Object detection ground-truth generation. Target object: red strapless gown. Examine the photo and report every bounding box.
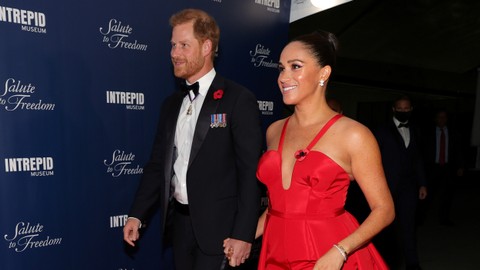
[257,114,388,269]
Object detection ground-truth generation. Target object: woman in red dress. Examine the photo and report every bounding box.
[254,31,394,269]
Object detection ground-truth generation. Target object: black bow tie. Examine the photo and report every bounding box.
[398,122,409,128]
[181,81,199,101]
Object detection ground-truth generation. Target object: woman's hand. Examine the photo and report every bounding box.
[313,247,345,270]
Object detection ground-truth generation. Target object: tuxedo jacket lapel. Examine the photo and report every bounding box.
[390,120,407,149]
[189,76,223,167]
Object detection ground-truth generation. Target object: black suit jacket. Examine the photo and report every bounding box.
[129,74,262,254]
[374,120,427,194]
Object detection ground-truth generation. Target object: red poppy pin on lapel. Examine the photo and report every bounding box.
[213,89,224,100]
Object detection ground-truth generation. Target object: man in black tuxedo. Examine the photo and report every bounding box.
[373,95,427,270]
[123,9,262,270]
[422,109,464,226]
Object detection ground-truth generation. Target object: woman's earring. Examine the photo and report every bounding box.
[319,80,325,87]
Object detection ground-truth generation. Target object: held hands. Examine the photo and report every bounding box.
[313,246,345,270]
[123,218,141,247]
[223,238,252,267]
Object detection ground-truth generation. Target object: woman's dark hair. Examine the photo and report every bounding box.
[290,30,339,69]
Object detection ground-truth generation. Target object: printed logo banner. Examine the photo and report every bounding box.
[0,0,290,269]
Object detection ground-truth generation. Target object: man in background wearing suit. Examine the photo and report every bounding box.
[422,109,464,226]
[373,95,427,270]
[123,9,262,269]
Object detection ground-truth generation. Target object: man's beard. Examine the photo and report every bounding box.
[173,56,204,79]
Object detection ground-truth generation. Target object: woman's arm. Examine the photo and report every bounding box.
[339,123,395,255]
[255,209,268,239]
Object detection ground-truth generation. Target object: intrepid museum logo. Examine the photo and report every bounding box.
[250,44,278,69]
[1,78,55,112]
[99,19,148,51]
[104,149,143,178]
[4,157,54,177]
[106,90,145,110]
[0,5,47,34]
[109,214,128,228]
[254,0,281,13]
[258,100,274,116]
[3,222,62,253]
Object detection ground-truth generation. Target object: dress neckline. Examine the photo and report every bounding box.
[277,114,343,190]
[277,114,343,154]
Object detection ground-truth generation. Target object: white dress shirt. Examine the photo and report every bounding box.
[393,117,410,147]
[172,68,216,204]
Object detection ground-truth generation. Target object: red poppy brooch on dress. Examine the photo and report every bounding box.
[294,149,309,161]
[213,89,224,100]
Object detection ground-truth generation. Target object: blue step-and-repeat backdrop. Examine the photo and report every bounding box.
[0,0,290,269]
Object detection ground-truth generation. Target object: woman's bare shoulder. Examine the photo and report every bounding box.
[267,118,288,134]
[265,118,288,147]
[336,116,375,142]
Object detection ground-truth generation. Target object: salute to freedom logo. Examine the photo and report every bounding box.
[250,44,278,69]
[1,78,55,112]
[104,149,143,178]
[3,222,62,253]
[99,19,148,51]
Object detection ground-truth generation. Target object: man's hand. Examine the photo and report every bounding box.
[123,218,141,247]
[223,238,252,267]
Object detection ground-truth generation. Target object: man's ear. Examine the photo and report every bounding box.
[202,39,212,56]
